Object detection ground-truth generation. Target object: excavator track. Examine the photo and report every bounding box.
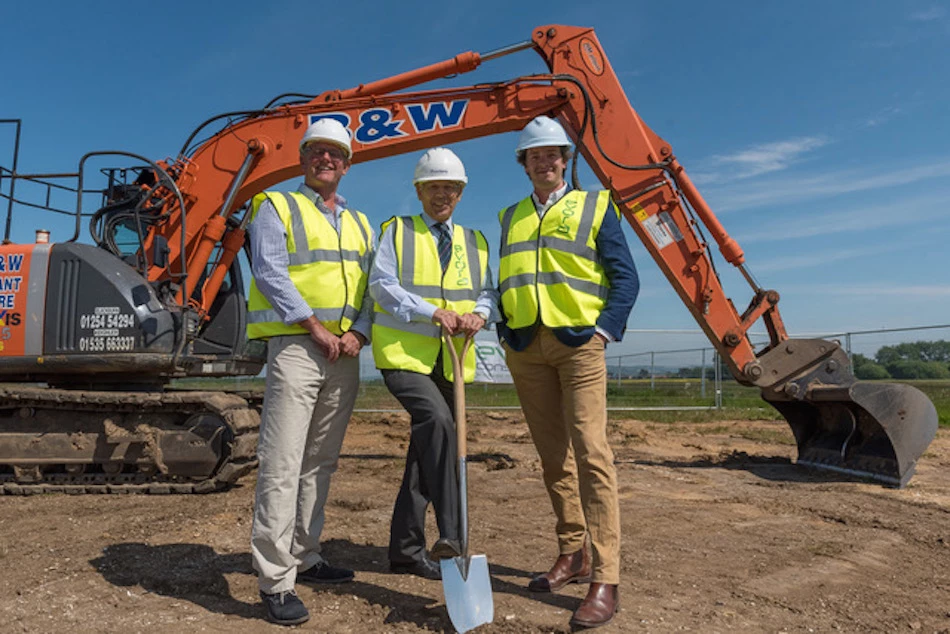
[0,386,261,494]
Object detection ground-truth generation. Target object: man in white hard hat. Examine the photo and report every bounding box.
[246,117,375,626]
[497,115,639,629]
[369,147,498,579]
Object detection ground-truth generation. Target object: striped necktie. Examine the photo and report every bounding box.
[435,223,452,272]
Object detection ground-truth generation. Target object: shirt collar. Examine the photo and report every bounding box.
[298,183,347,212]
[531,181,569,212]
[421,213,452,233]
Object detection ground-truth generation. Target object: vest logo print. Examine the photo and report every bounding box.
[556,197,579,235]
[453,244,469,286]
[309,100,469,147]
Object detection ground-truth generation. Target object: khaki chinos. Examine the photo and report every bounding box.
[251,334,359,594]
[504,326,621,584]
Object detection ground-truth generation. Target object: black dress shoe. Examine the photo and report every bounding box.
[430,538,461,560]
[260,589,310,626]
[297,560,354,584]
[390,558,441,580]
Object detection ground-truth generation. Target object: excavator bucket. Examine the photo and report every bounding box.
[755,340,938,487]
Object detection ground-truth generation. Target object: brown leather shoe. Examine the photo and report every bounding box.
[527,546,591,592]
[570,583,619,629]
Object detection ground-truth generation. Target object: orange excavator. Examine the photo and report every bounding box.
[0,25,937,492]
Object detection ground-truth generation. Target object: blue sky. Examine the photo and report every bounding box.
[2,1,948,361]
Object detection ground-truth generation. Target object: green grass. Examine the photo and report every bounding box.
[906,380,950,428]
[172,376,950,428]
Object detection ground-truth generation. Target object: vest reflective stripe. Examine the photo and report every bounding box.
[498,190,613,329]
[246,191,372,339]
[290,248,363,265]
[247,305,360,327]
[389,283,483,302]
[373,312,441,338]
[500,234,598,261]
[499,271,610,301]
[372,215,487,382]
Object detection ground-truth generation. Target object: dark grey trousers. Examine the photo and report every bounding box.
[382,354,460,564]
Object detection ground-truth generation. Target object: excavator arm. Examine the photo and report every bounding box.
[142,24,936,486]
[151,25,804,383]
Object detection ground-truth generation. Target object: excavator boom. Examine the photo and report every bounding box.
[0,24,937,490]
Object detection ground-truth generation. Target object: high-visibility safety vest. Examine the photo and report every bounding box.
[372,215,488,382]
[246,191,373,340]
[498,189,614,329]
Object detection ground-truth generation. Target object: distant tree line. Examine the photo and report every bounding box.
[674,366,716,380]
[608,367,671,380]
[852,339,950,380]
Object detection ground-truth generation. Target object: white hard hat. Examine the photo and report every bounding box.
[515,115,572,154]
[300,118,353,159]
[413,147,468,185]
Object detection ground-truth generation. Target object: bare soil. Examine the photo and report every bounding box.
[1,413,948,633]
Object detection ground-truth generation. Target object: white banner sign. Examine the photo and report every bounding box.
[472,331,512,384]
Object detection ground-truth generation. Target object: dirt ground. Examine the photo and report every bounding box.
[1,412,948,633]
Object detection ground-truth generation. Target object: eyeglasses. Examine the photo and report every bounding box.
[304,144,346,162]
[421,182,463,197]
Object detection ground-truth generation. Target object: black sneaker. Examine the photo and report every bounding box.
[297,560,355,584]
[260,589,309,626]
[390,557,442,580]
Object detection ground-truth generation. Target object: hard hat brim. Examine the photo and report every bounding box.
[514,141,572,155]
[413,176,468,185]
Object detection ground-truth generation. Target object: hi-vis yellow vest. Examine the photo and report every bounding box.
[246,191,372,340]
[372,215,488,382]
[498,190,614,329]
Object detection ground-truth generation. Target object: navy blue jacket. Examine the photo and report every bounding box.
[498,192,639,351]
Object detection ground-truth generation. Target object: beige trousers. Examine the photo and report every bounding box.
[251,335,359,593]
[504,326,621,584]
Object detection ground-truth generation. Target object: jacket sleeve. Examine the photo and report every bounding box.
[594,202,639,341]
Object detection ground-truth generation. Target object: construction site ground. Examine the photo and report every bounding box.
[1,412,948,633]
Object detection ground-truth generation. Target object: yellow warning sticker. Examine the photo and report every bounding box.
[632,204,648,222]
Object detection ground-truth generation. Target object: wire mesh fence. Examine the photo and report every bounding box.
[353,324,950,413]
[608,324,950,411]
